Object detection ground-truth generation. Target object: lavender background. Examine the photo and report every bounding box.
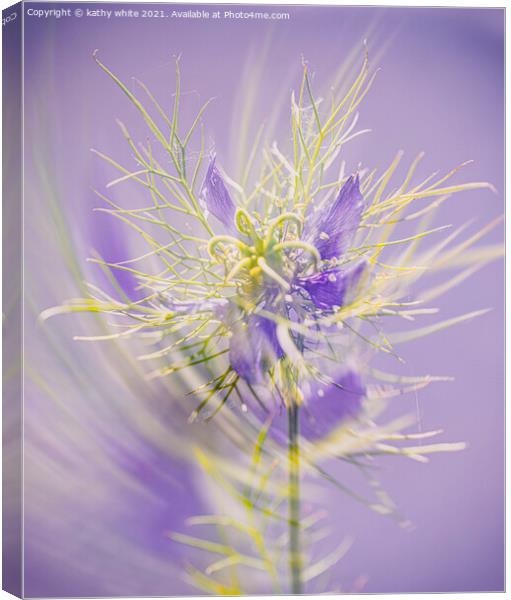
[21,4,504,596]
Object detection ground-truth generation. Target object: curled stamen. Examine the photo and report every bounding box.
[257,257,291,291]
[226,256,254,281]
[208,235,250,261]
[265,213,304,245]
[273,240,321,269]
[235,208,258,238]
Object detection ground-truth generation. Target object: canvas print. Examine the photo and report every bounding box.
[2,3,504,597]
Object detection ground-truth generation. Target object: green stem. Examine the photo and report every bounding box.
[288,403,303,594]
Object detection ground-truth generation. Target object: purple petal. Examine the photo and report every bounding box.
[305,174,364,260]
[296,261,366,310]
[200,157,236,229]
[299,371,365,440]
[252,371,365,443]
[257,315,285,360]
[228,313,283,384]
[227,324,262,384]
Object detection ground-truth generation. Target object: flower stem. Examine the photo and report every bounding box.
[288,402,303,594]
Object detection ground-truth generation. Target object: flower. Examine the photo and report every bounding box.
[201,156,367,389]
[48,50,499,459]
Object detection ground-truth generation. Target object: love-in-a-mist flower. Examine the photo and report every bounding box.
[200,157,366,389]
[44,50,499,447]
[192,156,369,437]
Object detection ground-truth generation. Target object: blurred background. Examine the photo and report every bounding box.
[18,5,504,596]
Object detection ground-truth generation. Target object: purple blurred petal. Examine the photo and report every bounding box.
[296,261,366,310]
[299,371,365,440]
[254,371,365,443]
[257,314,285,360]
[90,162,144,301]
[228,313,283,384]
[200,157,236,229]
[305,174,364,260]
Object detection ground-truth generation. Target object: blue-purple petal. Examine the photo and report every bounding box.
[200,157,236,229]
[305,174,364,260]
[228,322,263,384]
[228,312,283,384]
[256,315,285,360]
[253,371,365,443]
[299,371,365,440]
[296,261,366,310]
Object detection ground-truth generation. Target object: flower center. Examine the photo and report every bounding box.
[208,208,325,315]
